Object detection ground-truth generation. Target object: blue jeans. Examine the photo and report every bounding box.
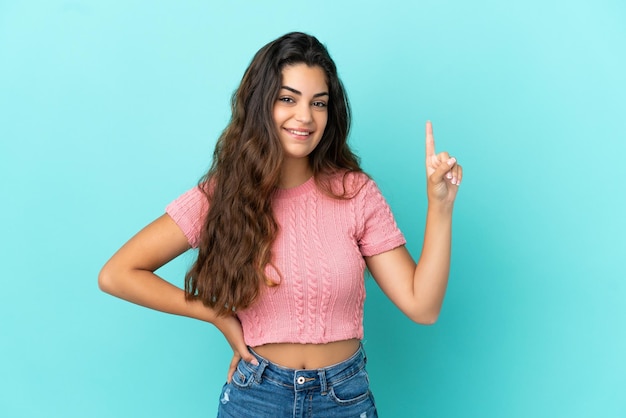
[216,344,378,417]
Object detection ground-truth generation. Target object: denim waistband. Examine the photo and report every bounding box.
[246,344,367,393]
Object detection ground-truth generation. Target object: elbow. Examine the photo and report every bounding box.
[417,316,438,326]
[98,263,117,294]
[409,310,440,326]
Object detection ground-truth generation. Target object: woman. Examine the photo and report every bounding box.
[99,32,462,417]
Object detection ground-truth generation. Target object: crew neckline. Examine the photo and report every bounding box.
[274,176,316,199]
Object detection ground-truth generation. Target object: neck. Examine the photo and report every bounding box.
[279,158,313,189]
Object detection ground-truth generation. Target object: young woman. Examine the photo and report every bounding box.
[99,32,462,417]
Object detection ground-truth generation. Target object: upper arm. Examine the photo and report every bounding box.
[365,245,418,319]
[100,213,191,279]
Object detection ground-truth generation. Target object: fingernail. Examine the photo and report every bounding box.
[446,172,452,179]
[251,358,259,366]
[451,178,457,185]
[447,158,456,166]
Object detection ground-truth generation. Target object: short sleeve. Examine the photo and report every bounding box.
[165,186,208,248]
[356,179,406,256]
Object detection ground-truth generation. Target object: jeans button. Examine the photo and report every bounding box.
[296,376,305,385]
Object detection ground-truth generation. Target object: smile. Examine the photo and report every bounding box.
[286,129,311,136]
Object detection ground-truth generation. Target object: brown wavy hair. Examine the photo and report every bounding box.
[185,32,364,316]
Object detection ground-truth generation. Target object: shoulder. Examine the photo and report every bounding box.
[166,184,208,213]
[324,170,372,199]
[165,182,211,248]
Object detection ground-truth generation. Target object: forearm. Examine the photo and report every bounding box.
[412,201,453,322]
[99,267,217,324]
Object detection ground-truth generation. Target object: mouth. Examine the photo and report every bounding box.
[284,128,313,139]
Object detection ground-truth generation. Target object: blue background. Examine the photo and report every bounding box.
[1,1,625,417]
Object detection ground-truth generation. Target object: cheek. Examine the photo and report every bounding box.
[272,107,282,127]
[317,112,329,132]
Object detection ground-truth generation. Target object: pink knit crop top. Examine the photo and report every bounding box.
[165,173,406,347]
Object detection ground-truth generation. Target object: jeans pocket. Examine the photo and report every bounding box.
[328,368,372,406]
[230,360,258,389]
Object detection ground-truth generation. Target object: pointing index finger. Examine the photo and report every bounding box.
[425,120,436,158]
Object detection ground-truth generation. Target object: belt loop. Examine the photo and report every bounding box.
[318,369,328,395]
[254,360,268,383]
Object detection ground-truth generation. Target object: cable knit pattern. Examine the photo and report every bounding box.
[245,301,262,342]
[305,193,318,335]
[166,173,406,346]
[289,198,305,335]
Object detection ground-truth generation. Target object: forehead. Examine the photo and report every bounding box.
[280,64,328,90]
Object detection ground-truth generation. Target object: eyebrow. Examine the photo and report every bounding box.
[280,86,329,98]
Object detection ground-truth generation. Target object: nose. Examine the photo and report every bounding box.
[295,103,313,124]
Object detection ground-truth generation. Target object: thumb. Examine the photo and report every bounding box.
[430,156,456,183]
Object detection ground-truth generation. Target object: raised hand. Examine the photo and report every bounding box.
[212,314,259,383]
[425,121,462,205]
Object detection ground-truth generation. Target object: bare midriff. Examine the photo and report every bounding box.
[252,339,361,370]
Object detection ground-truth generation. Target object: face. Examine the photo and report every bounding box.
[273,64,329,168]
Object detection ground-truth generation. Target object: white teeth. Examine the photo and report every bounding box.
[288,129,309,136]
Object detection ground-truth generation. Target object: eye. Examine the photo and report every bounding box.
[278,96,294,104]
[312,101,327,108]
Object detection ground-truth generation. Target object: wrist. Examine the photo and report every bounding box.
[427,200,454,216]
[187,297,219,323]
